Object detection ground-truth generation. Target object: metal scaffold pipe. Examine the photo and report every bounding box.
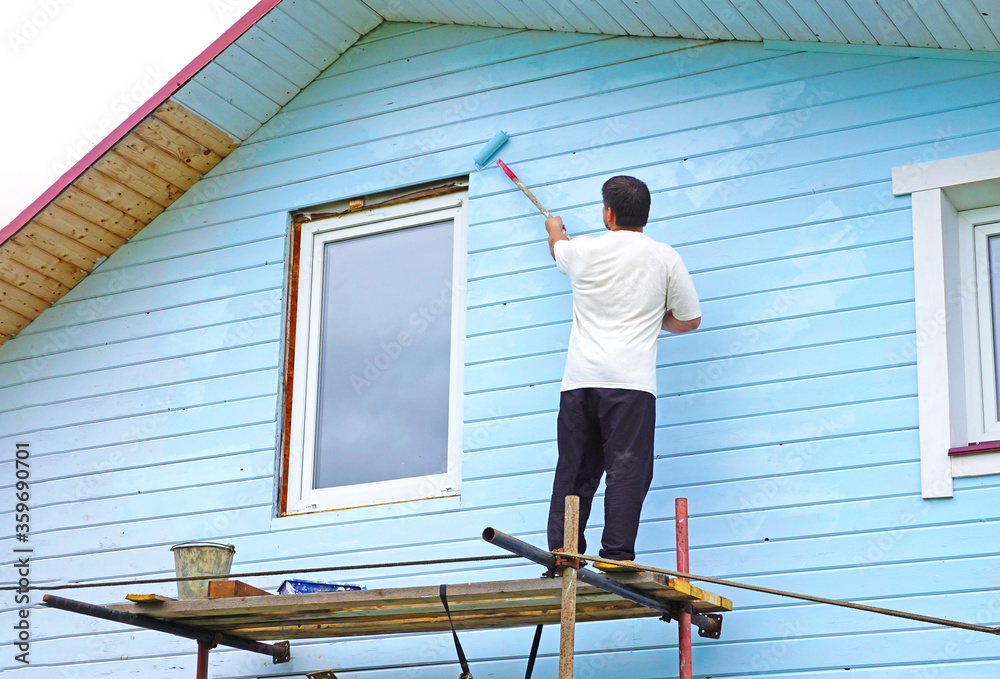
[482,527,677,617]
[42,595,291,663]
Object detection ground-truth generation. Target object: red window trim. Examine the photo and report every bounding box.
[948,440,1000,456]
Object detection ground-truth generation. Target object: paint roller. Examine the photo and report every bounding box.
[473,130,553,219]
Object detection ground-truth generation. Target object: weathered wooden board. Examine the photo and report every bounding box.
[94,152,184,208]
[75,167,164,221]
[132,118,223,174]
[107,575,729,640]
[207,580,273,598]
[34,204,127,252]
[125,594,176,603]
[0,239,85,288]
[54,187,142,238]
[0,280,47,317]
[11,226,103,271]
[152,101,239,156]
[0,303,30,336]
[114,137,203,190]
[0,255,70,302]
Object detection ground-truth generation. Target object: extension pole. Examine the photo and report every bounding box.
[559,495,579,679]
[676,498,692,679]
[496,159,553,219]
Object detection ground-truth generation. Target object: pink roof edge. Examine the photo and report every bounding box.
[0,0,285,247]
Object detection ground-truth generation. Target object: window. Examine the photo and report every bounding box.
[961,208,1000,445]
[283,189,467,514]
[893,149,1000,498]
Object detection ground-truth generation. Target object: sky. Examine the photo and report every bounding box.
[0,0,262,229]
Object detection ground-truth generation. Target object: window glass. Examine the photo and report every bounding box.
[313,220,454,489]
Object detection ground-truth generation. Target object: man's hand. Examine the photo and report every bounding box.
[662,310,701,334]
[546,215,569,260]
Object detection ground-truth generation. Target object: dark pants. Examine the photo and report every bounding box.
[547,388,656,561]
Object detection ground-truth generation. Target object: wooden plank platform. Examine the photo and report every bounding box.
[110,574,731,641]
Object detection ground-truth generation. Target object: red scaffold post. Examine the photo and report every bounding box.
[676,497,692,679]
[196,640,211,679]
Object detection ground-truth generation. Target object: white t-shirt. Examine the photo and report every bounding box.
[554,230,700,396]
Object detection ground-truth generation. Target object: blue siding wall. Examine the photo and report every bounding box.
[3,22,1000,677]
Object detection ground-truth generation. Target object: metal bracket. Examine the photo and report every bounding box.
[692,613,723,639]
[204,632,222,651]
[554,554,584,570]
[658,605,723,640]
[272,640,292,664]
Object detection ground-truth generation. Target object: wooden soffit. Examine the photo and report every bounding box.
[0,101,237,347]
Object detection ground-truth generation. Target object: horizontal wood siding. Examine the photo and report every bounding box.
[3,22,1000,678]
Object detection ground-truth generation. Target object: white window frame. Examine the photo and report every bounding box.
[285,191,468,515]
[963,209,1000,443]
[893,149,1000,498]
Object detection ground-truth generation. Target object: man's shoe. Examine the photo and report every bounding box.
[593,559,642,573]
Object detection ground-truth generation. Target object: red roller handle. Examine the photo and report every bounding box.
[495,159,551,219]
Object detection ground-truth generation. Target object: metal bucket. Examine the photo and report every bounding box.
[170,542,236,599]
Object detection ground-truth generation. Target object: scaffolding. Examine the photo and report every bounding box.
[43,497,730,678]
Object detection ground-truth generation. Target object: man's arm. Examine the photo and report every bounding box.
[546,215,569,260]
[662,310,701,334]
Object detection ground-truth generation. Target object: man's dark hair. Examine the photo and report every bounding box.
[601,175,651,228]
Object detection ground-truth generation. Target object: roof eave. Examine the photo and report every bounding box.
[0,0,284,246]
